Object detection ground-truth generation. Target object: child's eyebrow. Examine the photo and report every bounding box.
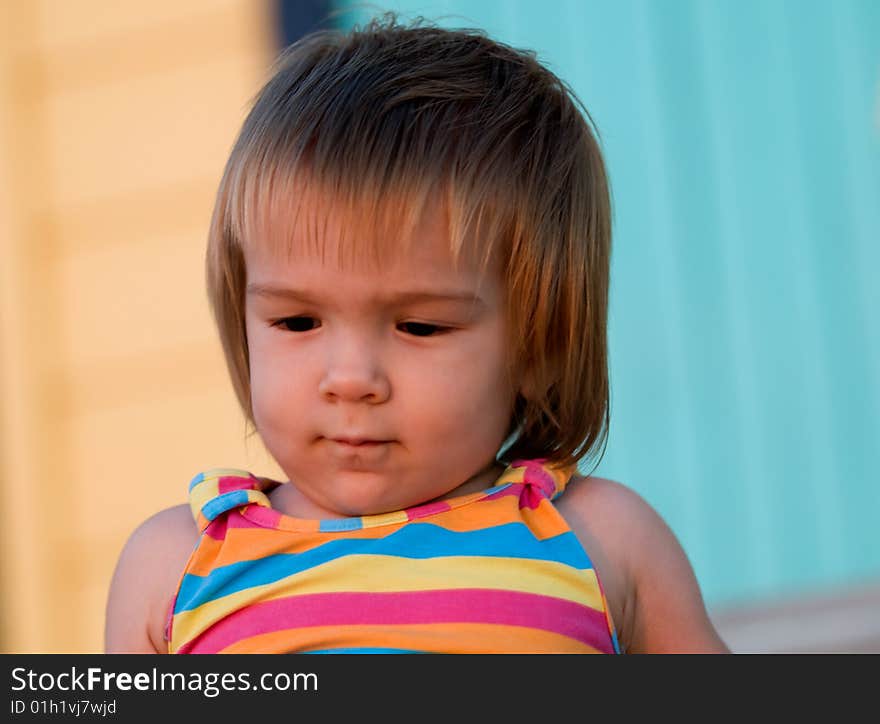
[246,283,487,310]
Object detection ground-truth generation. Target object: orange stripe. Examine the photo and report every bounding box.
[186,521,418,575]
[187,495,573,576]
[420,494,569,538]
[216,622,602,654]
[517,498,572,538]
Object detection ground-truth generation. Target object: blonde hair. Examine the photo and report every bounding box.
[206,13,612,472]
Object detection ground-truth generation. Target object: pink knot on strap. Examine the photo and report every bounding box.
[509,458,563,509]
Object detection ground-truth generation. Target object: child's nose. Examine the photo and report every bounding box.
[317,336,391,403]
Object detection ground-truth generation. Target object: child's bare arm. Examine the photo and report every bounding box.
[104,504,199,654]
[615,487,730,653]
[561,477,729,653]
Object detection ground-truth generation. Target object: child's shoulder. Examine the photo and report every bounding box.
[105,504,199,653]
[559,474,667,575]
[557,474,729,653]
[554,475,638,649]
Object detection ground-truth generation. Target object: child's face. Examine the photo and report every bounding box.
[243,200,518,518]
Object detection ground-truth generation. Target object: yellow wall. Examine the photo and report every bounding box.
[0,0,282,653]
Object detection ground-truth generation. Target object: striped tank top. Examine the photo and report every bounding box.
[167,458,622,654]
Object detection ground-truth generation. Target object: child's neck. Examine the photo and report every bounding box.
[267,459,508,520]
[435,459,507,502]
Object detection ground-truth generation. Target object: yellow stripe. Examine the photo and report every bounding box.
[171,554,603,650]
[356,510,409,528]
[495,466,526,486]
[243,489,272,509]
[189,479,220,521]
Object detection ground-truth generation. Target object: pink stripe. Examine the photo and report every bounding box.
[218,475,255,495]
[226,510,275,530]
[519,485,546,510]
[203,517,228,541]
[243,505,287,530]
[177,589,614,654]
[406,500,452,520]
[521,462,558,498]
[483,483,544,510]
[484,486,520,502]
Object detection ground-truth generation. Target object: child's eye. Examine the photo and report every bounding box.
[272,316,319,332]
[271,317,449,337]
[397,322,449,337]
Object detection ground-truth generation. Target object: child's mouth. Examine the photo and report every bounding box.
[326,438,394,464]
[329,438,391,448]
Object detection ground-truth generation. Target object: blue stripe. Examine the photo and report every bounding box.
[319,517,364,532]
[174,522,595,613]
[188,472,205,492]
[201,490,249,522]
[611,629,622,654]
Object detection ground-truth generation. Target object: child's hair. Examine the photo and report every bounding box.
[206,12,612,472]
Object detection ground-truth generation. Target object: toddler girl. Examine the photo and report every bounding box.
[105,14,729,654]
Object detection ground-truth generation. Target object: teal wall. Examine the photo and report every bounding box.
[335,0,880,609]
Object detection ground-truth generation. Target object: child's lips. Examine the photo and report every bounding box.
[330,437,391,447]
[326,437,394,463]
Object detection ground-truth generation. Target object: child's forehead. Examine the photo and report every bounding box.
[242,184,495,278]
